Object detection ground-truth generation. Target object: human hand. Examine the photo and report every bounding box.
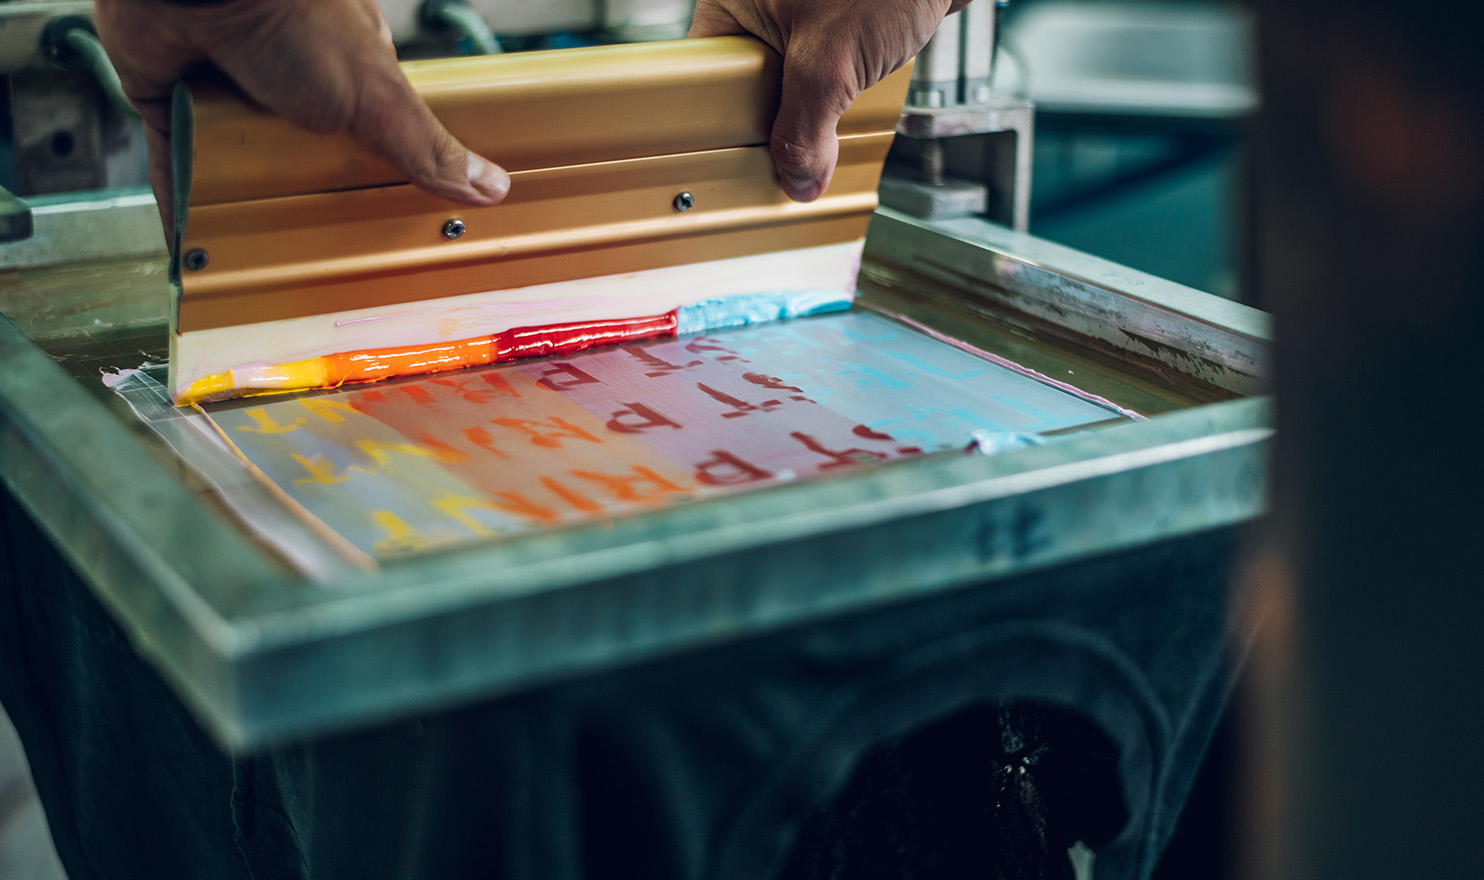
[93,0,510,236]
[690,0,973,202]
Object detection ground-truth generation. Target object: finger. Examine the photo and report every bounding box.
[347,59,511,205]
[210,0,509,207]
[770,51,855,202]
[342,1,507,204]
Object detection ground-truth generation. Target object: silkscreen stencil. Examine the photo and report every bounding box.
[199,311,1131,560]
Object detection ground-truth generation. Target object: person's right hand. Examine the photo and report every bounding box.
[690,0,973,202]
[94,0,510,235]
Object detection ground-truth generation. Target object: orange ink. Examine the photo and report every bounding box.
[179,312,680,405]
[541,476,604,513]
[571,466,691,504]
[491,416,601,449]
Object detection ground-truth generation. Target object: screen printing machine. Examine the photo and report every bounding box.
[0,2,1268,878]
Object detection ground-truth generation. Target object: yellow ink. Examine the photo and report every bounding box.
[300,398,360,424]
[290,453,367,486]
[433,494,559,532]
[370,510,437,555]
[355,440,462,470]
[236,408,306,435]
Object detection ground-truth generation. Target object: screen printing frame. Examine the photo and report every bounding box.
[0,204,1270,750]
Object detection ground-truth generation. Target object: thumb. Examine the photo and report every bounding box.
[207,0,511,208]
[770,52,855,202]
[348,60,510,206]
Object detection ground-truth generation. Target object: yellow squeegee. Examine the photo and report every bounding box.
[167,37,911,405]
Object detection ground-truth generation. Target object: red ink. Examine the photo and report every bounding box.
[497,312,677,362]
[852,424,897,442]
[695,450,774,486]
[607,403,682,434]
[698,383,784,419]
[743,372,805,394]
[536,363,604,392]
[684,338,746,361]
[851,424,923,456]
[791,431,890,470]
[625,347,704,377]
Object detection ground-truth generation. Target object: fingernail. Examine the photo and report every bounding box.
[467,154,510,202]
[780,170,822,203]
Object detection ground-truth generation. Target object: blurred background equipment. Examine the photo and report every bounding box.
[0,2,147,197]
[1000,0,1255,297]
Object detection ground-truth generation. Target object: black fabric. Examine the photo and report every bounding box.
[0,495,253,880]
[778,701,1128,880]
[0,487,1245,880]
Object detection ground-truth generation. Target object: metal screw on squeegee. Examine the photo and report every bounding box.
[673,192,695,212]
[184,248,209,271]
[443,218,466,240]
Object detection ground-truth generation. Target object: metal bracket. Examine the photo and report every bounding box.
[0,185,35,244]
[884,97,1035,230]
[886,3,1032,230]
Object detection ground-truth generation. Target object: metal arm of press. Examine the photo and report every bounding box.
[40,15,138,120]
[884,0,1033,230]
[419,0,504,55]
[909,0,1007,110]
